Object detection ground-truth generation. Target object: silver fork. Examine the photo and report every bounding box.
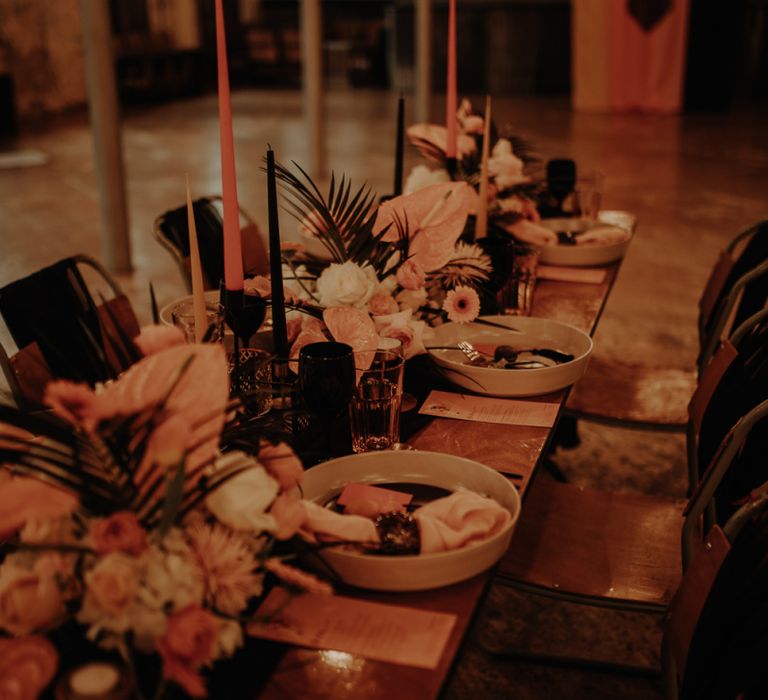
[457,340,488,366]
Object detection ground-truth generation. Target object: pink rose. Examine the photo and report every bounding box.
[258,441,303,491]
[158,606,220,698]
[90,512,148,556]
[0,636,58,699]
[395,259,426,290]
[269,491,306,540]
[244,275,299,305]
[84,553,137,616]
[134,325,186,356]
[367,292,399,316]
[0,564,65,635]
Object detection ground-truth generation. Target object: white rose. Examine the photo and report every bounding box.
[489,139,528,190]
[404,165,450,195]
[316,261,378,308]
[206,465,279,532]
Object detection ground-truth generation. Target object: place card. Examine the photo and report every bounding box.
[419,390,559,428]
[337,482,413,516]
[538,265,607,284]
[249,589,457,669]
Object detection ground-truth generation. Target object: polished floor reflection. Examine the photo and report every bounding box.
[1,89,767,698]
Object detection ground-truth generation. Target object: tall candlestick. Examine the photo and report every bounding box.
[186,175,207,342]
[445,0,457,161]
[214,0,244,291]
[394,95,405,196]
[475,95,491,240]
[266,148,289,359]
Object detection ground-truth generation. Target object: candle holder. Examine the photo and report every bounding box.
[221,286,267,395]
[220,287,267,347]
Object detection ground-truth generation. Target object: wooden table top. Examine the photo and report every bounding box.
[256,264,621,699]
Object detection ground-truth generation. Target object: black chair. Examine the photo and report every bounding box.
[0,255,140,405]
[663,495,768,699]
[566,220,768,431]
[153,196,268,292]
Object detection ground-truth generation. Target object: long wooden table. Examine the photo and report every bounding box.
[256,264,621,699]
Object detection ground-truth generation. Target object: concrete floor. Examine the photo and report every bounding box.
[1,90,767,697]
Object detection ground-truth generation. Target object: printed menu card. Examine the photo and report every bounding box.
[249,589,457,669]
[419,390,559,428]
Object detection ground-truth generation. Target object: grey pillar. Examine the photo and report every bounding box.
[301,0,325,178]
[415,0,432,123]
[79,0,132,272]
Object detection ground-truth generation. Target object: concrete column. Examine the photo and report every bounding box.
[415,0,432,123]
[79,0,132,273]
[301,0,325,178]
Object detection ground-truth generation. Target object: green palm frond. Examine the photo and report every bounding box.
[272,160,403,277]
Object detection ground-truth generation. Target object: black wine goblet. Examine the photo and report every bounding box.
[298,342,356,457]
[546,158,576,216]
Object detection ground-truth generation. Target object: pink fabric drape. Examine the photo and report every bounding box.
[573,0,691,114]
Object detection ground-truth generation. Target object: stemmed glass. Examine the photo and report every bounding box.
[298,342,355,456]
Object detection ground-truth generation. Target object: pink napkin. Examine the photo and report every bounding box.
[575,225,630,246]
[507,219,558,247]
[413,490,511,554]
[299,501,380,544]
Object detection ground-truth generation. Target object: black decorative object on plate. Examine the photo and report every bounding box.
[545,158,576,216]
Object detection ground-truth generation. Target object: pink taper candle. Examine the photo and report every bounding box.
[186,175,207,343]
[214,0,244,291]
[445,0,458,159]
[475,95,491,239]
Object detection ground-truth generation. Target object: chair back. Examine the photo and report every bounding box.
[694,308,768,508]
[697,220,768,370]
[0,257,140,396]
[664,498,768,700]
[153,196,268,292]
[686,308,768,491]
[683,399,768,567]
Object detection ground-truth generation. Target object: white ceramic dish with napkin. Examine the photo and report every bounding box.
[427,315,593,397]
[300,450,521,591]
[523,210,636,267]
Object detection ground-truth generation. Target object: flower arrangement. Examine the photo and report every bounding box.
[0,331,332,699]
[243,161,496,362]
[406,98,542,235]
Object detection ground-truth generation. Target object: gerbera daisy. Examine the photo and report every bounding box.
[185,522,263,616]
[442,286,481,324]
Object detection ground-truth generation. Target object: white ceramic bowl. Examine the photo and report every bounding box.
[537,210,636,266]
[300,450,521,591]
[427,315,593,397]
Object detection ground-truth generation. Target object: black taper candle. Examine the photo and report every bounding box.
[266,147,289,359]
[394,95,405,196]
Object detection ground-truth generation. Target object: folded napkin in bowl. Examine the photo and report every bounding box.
[299,490,510,555]
[299,501,380,544]
[507,219,558,247]
[575,225,630,247]
[413,490,511,554]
